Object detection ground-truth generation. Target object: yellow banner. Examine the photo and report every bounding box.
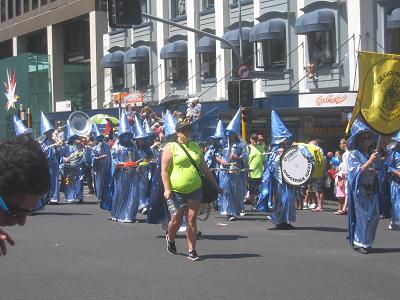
[346,51,400,135]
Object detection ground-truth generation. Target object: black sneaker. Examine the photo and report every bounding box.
[357,247,369,254]
[188,250,200,261]
[166,235,177,255]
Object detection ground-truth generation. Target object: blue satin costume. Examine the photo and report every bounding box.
[92,141,112,210]
[388,148,400,226]
[137,145,153,212]
[40,139,61,205]
[347,149,380,248]
[61,144,84,202]
[110,141,140,222]
[217,142,248,217]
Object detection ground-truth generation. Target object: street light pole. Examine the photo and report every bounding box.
[238,0,247,142]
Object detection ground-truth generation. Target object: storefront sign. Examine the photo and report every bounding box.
[299,93,357,108]
[56,100,72,112]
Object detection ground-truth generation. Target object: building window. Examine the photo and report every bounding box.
[230,0,253,5]
[307,31,335,66]
[16,0,21,15]
[8,0,12,19]
[257,39,286,71]
[388,28,400,54]
[33,0,38,10]
[171,0,186,18]
[0,0,5,22]
[135,62,150,88]
[24,0,29,13]
[41,0,48,5]
[202,0,214,11]
[232,45,254,72]
[166,58,187,84]
[200,52,216,79]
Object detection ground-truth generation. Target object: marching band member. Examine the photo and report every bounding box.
[61,121,84,203]
[110,111,140,223]
[216,109,248,221]
[347,115,379,254]
[134,116,154,214]
[91,124,112,211]
[387,131,400,230]
[39,112,62,205]
[263,110,296,230]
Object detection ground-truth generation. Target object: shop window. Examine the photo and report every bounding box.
[24,0,29,13]
[256,39,286,71]
[307,31,335,66]
[0,0,5,22]
[135,62,150,88]
[388,28,400,54]
[232,45,254,72]
[166,57,187,85]
[200,52,216,79]
[202,0,214,11]
[7,0,12,19]
[171,0,186,18]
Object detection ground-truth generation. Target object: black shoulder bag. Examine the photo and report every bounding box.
[175,142,219,204]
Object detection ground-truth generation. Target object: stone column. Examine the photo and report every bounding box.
[253,0,263,98]
[296,0,308,94]
[89,11,108,109]
[156,0,170,101]
[215,0,230,100]
[186,0,201,95]
[47,24,65,111]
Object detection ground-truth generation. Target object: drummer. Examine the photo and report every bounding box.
[264,110,296,230]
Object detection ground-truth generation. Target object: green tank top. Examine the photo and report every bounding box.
[248,144,264,179]
[168,141,202,193]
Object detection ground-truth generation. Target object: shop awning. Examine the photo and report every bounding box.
[221,27,252,49]
[294,9,335,34]
[124,46,149,64]
[388,8,400,29]
[101,51,125,68]
[160,40,187,59]
[196,36,216,53]
[249,19,286,42]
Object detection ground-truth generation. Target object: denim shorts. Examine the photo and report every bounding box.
[171,188,203,208]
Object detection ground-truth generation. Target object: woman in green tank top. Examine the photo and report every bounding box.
[161,120,221,261]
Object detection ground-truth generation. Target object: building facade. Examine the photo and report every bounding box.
[0,0,108,138]
[102,0,400,147]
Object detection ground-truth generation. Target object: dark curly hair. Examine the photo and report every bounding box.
[0,135,50,196]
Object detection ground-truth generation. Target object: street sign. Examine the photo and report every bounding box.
[237,64,250,79]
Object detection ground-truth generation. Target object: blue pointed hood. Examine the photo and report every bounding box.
[347,113,377,150]
[164,110,177,138]
[143,119,152,135]
[13,115,32,136]
[271,110,292,145]
[133,116,147,139]
[118,111,133,139]
[40,111,54,135]
[210,120,225,139]
[92,123,103,140]
[65,121,79,144]
[392,131,400,143]
[225,109,241,136]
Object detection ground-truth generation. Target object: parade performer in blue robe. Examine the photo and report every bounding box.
[216,109,248,221]
[263,110,296,229]
[61,121,84,203]
[347,115,380,254]
[110,111,140,223]
[134,116,154,214]
[39,112,62,205]
[91,124,112,210]
[387,131,400,230]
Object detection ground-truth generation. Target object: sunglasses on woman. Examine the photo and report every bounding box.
[0,196,37,218]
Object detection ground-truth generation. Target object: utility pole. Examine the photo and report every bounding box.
[238,0,247,142]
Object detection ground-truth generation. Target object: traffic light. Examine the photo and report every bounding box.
[228,80,239,109]
[107,0,142,28]
[111,66,125,92]
[242,108,252,123]
[239,79,253,108]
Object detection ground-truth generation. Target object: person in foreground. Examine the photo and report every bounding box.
[347,115,379,254]
[0,135,50,256]
[161,120,221,261]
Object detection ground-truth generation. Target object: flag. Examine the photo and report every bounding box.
[346,51,400,136]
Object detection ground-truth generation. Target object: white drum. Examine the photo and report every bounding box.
[280,145,313,186]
